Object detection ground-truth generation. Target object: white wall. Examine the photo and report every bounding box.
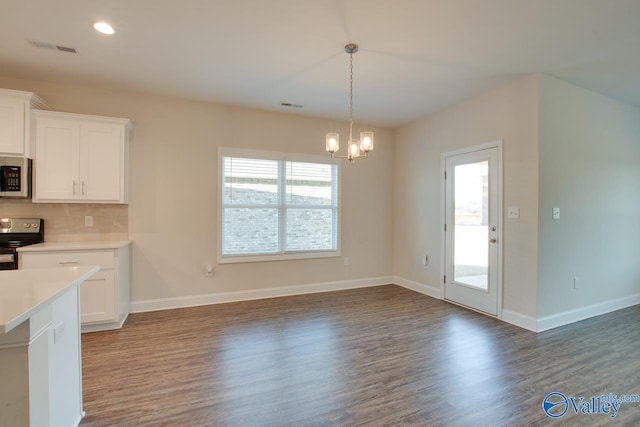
[0,75,394,305]
[537,75,640,318]
[393,75,540,319]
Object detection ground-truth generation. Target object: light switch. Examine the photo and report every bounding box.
[552,208,560,220]
[53,323,65,344]
[507,207,520,219]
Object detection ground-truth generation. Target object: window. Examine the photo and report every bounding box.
[218,148,340,263]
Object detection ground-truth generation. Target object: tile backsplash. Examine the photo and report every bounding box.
[1,200,128,242]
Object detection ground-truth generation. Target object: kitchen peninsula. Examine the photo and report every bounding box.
[0,266,99,427]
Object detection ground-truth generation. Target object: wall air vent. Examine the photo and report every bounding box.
[29,40,79,54]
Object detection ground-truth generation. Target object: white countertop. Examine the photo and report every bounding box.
[0,266,99,333]
[17,240,132,252]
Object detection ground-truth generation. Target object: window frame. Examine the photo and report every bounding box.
[217,147,342,264]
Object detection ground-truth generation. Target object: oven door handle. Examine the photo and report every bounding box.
[0,254,15,263]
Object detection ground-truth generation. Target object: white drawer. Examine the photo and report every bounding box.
[20,250,115,270]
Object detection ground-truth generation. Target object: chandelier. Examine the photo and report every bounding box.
[325,43,374,162]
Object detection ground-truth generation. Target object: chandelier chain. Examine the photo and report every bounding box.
[349,50,354,142]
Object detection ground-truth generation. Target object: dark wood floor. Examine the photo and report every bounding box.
[79,285,640,426]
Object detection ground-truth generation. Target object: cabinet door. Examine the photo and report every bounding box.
[35,118,80,200]
[0,96,25,155]
[80,122,123,202]
[80,270,116,323]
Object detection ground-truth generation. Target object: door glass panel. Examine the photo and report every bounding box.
[453,161,489,290]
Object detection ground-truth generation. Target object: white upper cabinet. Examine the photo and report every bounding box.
[33,110,132,203]
[35,116,80,200]
[0,88,48,157]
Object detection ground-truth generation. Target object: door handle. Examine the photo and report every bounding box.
[82,181,86,196]
[73,180,77,196]
[490,238,497,243]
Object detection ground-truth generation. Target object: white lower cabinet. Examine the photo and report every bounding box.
[19,242,131,332]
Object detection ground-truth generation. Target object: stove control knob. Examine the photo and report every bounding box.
[32,223,38,228]
[24,223,31,228]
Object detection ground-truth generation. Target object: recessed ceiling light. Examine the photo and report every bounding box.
[93,22,115,35]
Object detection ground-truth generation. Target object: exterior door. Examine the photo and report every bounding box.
[444,145,501,316]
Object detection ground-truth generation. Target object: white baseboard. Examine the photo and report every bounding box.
[394,278,640,333]
[393,276,442,299]
[501,309,538,332]
[536,293,640,332]
[81,313,129,333]
[131,276,394,313]
[131,276,640,334]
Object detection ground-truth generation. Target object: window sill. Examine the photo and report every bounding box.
[218,250,340,264]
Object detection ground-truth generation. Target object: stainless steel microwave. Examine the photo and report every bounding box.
[0,157,32,198]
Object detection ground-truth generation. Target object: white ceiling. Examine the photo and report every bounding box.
[1,0,639,127]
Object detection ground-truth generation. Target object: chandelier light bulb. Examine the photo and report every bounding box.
[326,133,339,154]
[349,140,361,158]
[360,131,374,152]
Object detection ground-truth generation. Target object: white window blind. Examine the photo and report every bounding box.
[220,150,339,261]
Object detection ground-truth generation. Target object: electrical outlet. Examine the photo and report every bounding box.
[507,207,520,219]
[552,208,560,220]
[85,215,93,227]
[343,257,350,266]
[205,263,214,277]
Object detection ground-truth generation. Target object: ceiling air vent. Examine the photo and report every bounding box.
[29,40,79,54]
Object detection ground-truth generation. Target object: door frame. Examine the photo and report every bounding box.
[440,140,503,319]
